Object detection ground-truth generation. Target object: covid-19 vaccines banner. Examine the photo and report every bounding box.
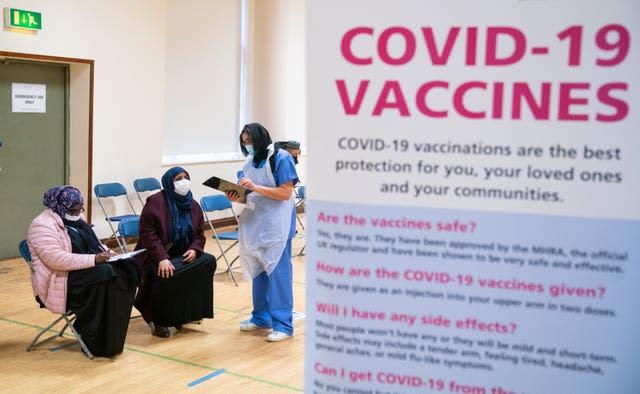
[305,1,639,393]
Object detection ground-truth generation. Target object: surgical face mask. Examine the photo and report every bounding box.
[64,213,81,221]
[174,179,191,196]
[245,144,255,156]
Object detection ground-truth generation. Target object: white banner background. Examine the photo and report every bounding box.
[306,1,639,393]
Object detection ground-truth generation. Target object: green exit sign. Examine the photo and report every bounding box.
[4,7,42,30]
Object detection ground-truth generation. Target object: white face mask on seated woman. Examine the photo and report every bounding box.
[64,213,81,221]
[174,179,191,196]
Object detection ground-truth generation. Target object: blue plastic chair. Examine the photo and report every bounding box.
[94,182,139,252]
[117,216,140,252]
[19,240,94,359]
[133,177,161,207]
[200,195,240,286]
[19,240,33,273]
[294,185,306,230]
[118,216,140,238]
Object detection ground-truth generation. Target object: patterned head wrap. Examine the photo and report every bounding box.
[43,185,84,217]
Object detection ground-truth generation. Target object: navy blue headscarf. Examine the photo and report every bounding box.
[161,167,193,248]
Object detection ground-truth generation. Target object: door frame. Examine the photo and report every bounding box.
[0,51,94,222]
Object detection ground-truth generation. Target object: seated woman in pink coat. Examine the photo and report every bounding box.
[27,185,139,358]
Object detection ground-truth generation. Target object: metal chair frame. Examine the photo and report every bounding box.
[132,177,161,207]
[200,195,241,286]
[294,185,306,231]
[294,185,306,256]
[19,240,94,359]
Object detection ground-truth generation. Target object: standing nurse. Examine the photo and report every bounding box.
[225,122,298,342]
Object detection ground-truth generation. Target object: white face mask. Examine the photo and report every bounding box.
[174,178,191,196]
[245,144,255,155]
[64,213,81,221]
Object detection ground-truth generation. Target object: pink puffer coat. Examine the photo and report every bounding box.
[27,209,98,314]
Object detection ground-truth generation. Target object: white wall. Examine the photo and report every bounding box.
[252,0,306,146]
[163,0,241,160]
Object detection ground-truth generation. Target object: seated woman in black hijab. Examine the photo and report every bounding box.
[133,166,216,338]
[27,185,140,358]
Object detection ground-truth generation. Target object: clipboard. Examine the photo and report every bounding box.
[108,248,146,262]
[203,176,250,198]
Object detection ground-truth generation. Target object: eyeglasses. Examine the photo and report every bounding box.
[241,132,253,146]
[68,207,85,215]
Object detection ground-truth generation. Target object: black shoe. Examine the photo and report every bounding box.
[150,323,170,338]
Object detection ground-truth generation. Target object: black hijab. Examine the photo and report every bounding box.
[64,218,105,254]
[240,122,273,168]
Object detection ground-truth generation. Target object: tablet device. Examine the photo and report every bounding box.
[203,176,249,198]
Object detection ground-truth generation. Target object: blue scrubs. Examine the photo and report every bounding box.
[249,149,298,334]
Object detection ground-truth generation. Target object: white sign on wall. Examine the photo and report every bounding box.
[12,83,46,113]
[306,0,639,393]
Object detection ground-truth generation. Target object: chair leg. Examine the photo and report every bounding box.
[115,234,127,253]
[296,200,306,230]
[223,248,244,284]
[26,313,94,359]
[26,314,67,351]
[63,315,94,359]
[213,238,238,286]
[217,252,238,286]
[294,228,305,257]
[119,236,129,252]
[105,219,127,253]
[295,212,305,230]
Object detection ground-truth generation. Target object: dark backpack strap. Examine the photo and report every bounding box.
[269,146,279,175]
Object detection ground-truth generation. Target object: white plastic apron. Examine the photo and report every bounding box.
[238,146,294,280]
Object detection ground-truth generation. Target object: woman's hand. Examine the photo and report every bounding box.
[157,259,175,278]
[94,252,115,264]
[238,177,256,191]
[225,190,246,203]
[183,249,196,263]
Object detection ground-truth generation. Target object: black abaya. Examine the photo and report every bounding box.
[66,260,138,357]
[136,252,216,328]
[65,221,140,358]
